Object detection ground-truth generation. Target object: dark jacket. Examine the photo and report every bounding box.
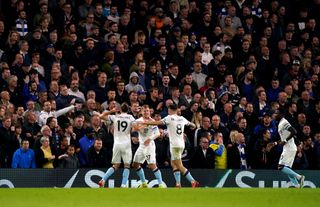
[190,146,215,169]
[227,143,249,169]
[59,155,80,168]
[87,146,108,168]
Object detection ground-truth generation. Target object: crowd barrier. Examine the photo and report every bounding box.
[0,169,319,188]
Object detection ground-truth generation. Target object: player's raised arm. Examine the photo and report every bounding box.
[99,108,118,120]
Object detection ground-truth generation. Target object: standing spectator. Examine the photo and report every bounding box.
[125,72,144,93]
[68,79,85,102]
[6,75,23,107]
[0,116,20,167]
[227,132,249,169]
[35,136,56,168]
[172,41,193,77]
[11,139,36,168]
[209,132,227,169]
[73,115,86,144]
[55,84,78,110]
[78,127,96,167]
[78,0,95,20]
[314,132,320,170]
[58,144,79,168]
[253,129,278,169]
[91,71,109,104]
[87,138,108,168]
[22,111,41,148]
[190,137,215,169]
[15,10,28,38]
[253,90,270,118]
[115,81,129,104]
[0,64,11,91]
[191,62,207,88]
[158,73,171,101]
[155,128,170,169]
[211,114,230,145]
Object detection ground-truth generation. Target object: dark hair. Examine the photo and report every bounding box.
[21,139,29,145]
[121,103,129,112]
[67,144,75,150]
[46,116,55,125]
[168,104,178,110]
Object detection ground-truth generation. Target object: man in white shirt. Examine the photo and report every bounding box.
[191,61,207,88]
[38,100,77,126]
[68,79,85,102]
[201,42,213,66]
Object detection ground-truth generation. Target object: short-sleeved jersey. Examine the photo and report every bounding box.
[278,118,297,151]
[162,114,190,148]
[136,117,159,145]
[108,113,135,145]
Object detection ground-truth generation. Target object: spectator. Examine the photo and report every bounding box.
[190,137,215,169]
[11,139,36,168]
[78,127,96,167]
[227,132,249,169]
[35,136,56,168]
[58,144,80,168]
[314,132,320,170]
[125,72,144,93]
[0,116,20,167]
[87,138,108,168]
[209,132,227,169]
[253,129,278,169]
[38,100,76,127]
[55,84,77,110]
[22,111,41,147]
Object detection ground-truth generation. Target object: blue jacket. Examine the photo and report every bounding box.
[78,136,96,167]
[11,148,36,168]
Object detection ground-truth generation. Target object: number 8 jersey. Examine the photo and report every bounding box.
[162,114,191,148]
[108,113,135,145]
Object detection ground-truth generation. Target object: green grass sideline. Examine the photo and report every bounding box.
[0,188,319,207]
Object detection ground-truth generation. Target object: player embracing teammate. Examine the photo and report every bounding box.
[98,103,199,188]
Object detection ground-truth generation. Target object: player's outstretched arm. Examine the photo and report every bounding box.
[143,120,164,126]
[132,122,146,132]
[188,122,196,130]
[99,108,118,120]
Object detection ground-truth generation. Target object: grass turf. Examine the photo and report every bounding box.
[1,188,319,207]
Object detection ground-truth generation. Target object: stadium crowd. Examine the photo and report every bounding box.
[0,0,320,171]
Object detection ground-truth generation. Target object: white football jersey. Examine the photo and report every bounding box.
[162,114,190,148]
[278,118,297,151]
[108,113,135,145]
[136,117,159,145]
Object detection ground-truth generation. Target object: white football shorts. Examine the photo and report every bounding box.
[278,150,297,168]
[111,143,132,165]
[170,147,183,161]
[133,142,156,164]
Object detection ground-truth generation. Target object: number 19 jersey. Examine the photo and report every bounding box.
[162,114,190,148]
[108,113,135,145]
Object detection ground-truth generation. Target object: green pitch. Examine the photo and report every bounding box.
[1,188,319,207]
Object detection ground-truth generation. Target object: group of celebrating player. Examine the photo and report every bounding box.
[97,103,199,188]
